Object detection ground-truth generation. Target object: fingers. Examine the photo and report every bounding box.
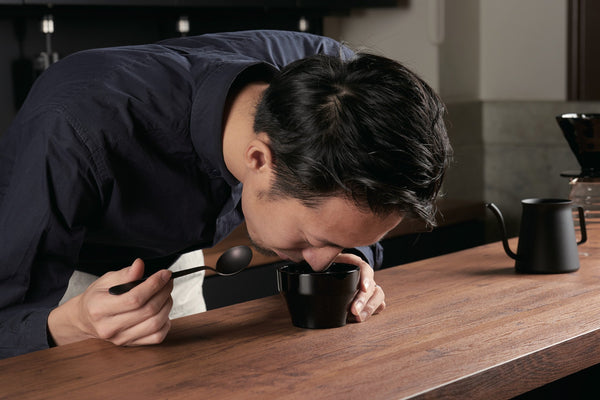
[125,258,146,282]
[349,284,386,323]
[98,273,174,340]
[127,319,172,346]
[108,294,174,346]
[118,269,173,314]
[373,289,386,315]
[332,253,386,323]
[95,258,146,289]
[92,259,172,310]
[79,260,174,346]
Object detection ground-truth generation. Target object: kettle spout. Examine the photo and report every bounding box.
[486,203,518,260]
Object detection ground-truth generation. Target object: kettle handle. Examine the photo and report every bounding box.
[575,206,587,245]
[486,203,518,260]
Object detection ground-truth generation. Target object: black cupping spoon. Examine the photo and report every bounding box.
[108,245,253,295]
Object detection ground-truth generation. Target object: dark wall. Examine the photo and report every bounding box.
[0,1,399,134]
[0,4,332,135]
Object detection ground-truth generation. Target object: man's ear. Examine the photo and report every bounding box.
[244,135,273,174]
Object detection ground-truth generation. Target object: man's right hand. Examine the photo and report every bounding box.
[47,258,174,347]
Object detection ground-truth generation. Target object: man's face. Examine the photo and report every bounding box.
[241,189,402,271]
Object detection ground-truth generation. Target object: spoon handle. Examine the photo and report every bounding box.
[108,280,145,295]
[170,266,209,279]
[108,266,211,295]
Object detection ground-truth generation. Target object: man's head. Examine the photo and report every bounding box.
[240,52,451,270]
[253,52,452,228]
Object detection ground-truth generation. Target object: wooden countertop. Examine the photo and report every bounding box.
[3,230,600,399]
[203,198,485,272]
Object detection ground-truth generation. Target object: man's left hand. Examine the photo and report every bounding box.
[333,253,386,322]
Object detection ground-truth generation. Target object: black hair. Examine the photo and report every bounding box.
[253,52,452,227]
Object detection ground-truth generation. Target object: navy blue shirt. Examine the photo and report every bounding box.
[0,30,381,358]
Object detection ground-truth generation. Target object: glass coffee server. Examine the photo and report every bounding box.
[557,113,600,255]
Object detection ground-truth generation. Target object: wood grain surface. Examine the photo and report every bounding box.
[2,233,600,399]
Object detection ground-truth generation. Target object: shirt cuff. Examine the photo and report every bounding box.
[343,243,384,270]
[0,307,53,359]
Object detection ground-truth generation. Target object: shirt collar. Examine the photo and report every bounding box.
[190,60,275,187]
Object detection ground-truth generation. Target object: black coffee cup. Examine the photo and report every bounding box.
[277,262,360,329]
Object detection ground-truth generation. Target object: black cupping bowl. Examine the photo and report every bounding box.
[277,262,360,329]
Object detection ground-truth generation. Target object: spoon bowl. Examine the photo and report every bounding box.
[108,245,253,295]
[215,245,254,275]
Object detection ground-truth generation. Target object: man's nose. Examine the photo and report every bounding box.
[302,246,342,271]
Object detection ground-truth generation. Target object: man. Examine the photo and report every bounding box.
[0,30,451,358]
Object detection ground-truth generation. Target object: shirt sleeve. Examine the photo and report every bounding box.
[158,30,355,71]
[343,243,384,270]
[0,106,100,359]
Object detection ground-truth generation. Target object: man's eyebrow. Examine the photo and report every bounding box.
[312,237,345,249]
